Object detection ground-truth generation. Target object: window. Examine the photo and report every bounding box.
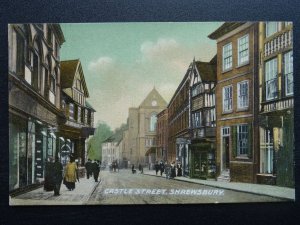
[260,128,273,174]
[223,86,232,112]
[69,103,74,120]
[285,22,292,27]
[284,51,293,96]
[237,124,248,155]
[16,31,25,76]
[237,80,249,109]
[265,58,278,100]
[50,75,56,93]
[238,34,249,65]
[266,22,278,37]
[222,127,230,136]
[77,107,81,123]
[150,114,157,131]
[223,43,232,71]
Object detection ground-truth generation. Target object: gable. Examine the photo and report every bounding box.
[139,87,167,108]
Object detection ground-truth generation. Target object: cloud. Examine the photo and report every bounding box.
[88,56,114,73]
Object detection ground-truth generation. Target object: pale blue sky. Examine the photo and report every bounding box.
[60,22,222,129]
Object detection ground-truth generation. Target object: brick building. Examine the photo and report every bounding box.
[209,22,260,183]
[168,65,191,176]
[157,108,168,162]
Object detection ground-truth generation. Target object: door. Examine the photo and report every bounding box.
[192,151,208,179]
[223,136,230,170]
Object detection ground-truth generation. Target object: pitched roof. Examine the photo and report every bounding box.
[61,59,89,97]
[194,57,217,82]
[61,59,80,89]
[208,22,245,40]
[86,101,96,112]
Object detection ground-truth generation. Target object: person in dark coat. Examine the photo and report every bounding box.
[132,164,136,174]
[177,162,182,176]
[170,161,176,178]
[154,161,159,175]
[85,159,92,179]
[92,160,100,182]
[138,164,143,174]
[44,157,54,191]
[52,156,63,196]
[159,161,165,176]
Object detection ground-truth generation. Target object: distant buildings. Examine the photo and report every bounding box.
[121,87,167,167]
[101,136,121,166]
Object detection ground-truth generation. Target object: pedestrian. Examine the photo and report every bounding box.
[52,156,63,196]
[92,160,100,182]
[165,162,171,179]
[170,161,176,179]
[159,161,165,176]
[85,159,92,179]
[138,164,143,174]
[132,164,136,174]
[177,162,182,176]
[64,156,78,191]
[44,156,54,191]
[154,161,159,175]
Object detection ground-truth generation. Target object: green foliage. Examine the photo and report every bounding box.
[87,122,113,161]
[113,123,128,143]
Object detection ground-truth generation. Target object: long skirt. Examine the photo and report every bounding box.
[64,181,75,190]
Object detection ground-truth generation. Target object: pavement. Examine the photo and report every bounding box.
[10,177,100,206]
[142,169,295,201]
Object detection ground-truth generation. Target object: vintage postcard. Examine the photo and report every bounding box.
[8,22,295,205]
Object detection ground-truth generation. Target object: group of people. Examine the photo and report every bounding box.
[85,159,101,182]
[131,164,143,174]
[154,160,182,179]
[44,155,79,196]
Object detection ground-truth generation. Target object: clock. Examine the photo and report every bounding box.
[151,100,157,106]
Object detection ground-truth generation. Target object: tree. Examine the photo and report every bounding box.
[87,122,113,161]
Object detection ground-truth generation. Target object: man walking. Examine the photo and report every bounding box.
[53,156,63,196]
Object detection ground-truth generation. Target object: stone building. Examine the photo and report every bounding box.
[168,65,192,176]
[157,108,168,162]
[189,57,217,180]
[257,22,294,187]
[59,59,96,166]
[208,22,260,183]
[124,87,167,167]
[8,24,65,193]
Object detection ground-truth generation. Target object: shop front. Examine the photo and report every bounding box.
[176,138,190,176]
[9,114,59,192]
[190,142,216,180]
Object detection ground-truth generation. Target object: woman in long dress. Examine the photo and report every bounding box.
[64,157,77,191]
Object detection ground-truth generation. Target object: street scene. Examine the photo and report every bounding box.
[10,168,292,205]
[8,22,295,205]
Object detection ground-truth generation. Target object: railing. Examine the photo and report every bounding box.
[264,30,292,57]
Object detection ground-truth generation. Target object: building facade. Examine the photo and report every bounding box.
[168,65,191,176]
[157,108,168,162]
[8,24,65,192]
[124,87,167,167]
[59,59,95,166]
[257,22,294,187]
[101,137,121,166]
[209,22,259,183]
[189,57,217,180]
